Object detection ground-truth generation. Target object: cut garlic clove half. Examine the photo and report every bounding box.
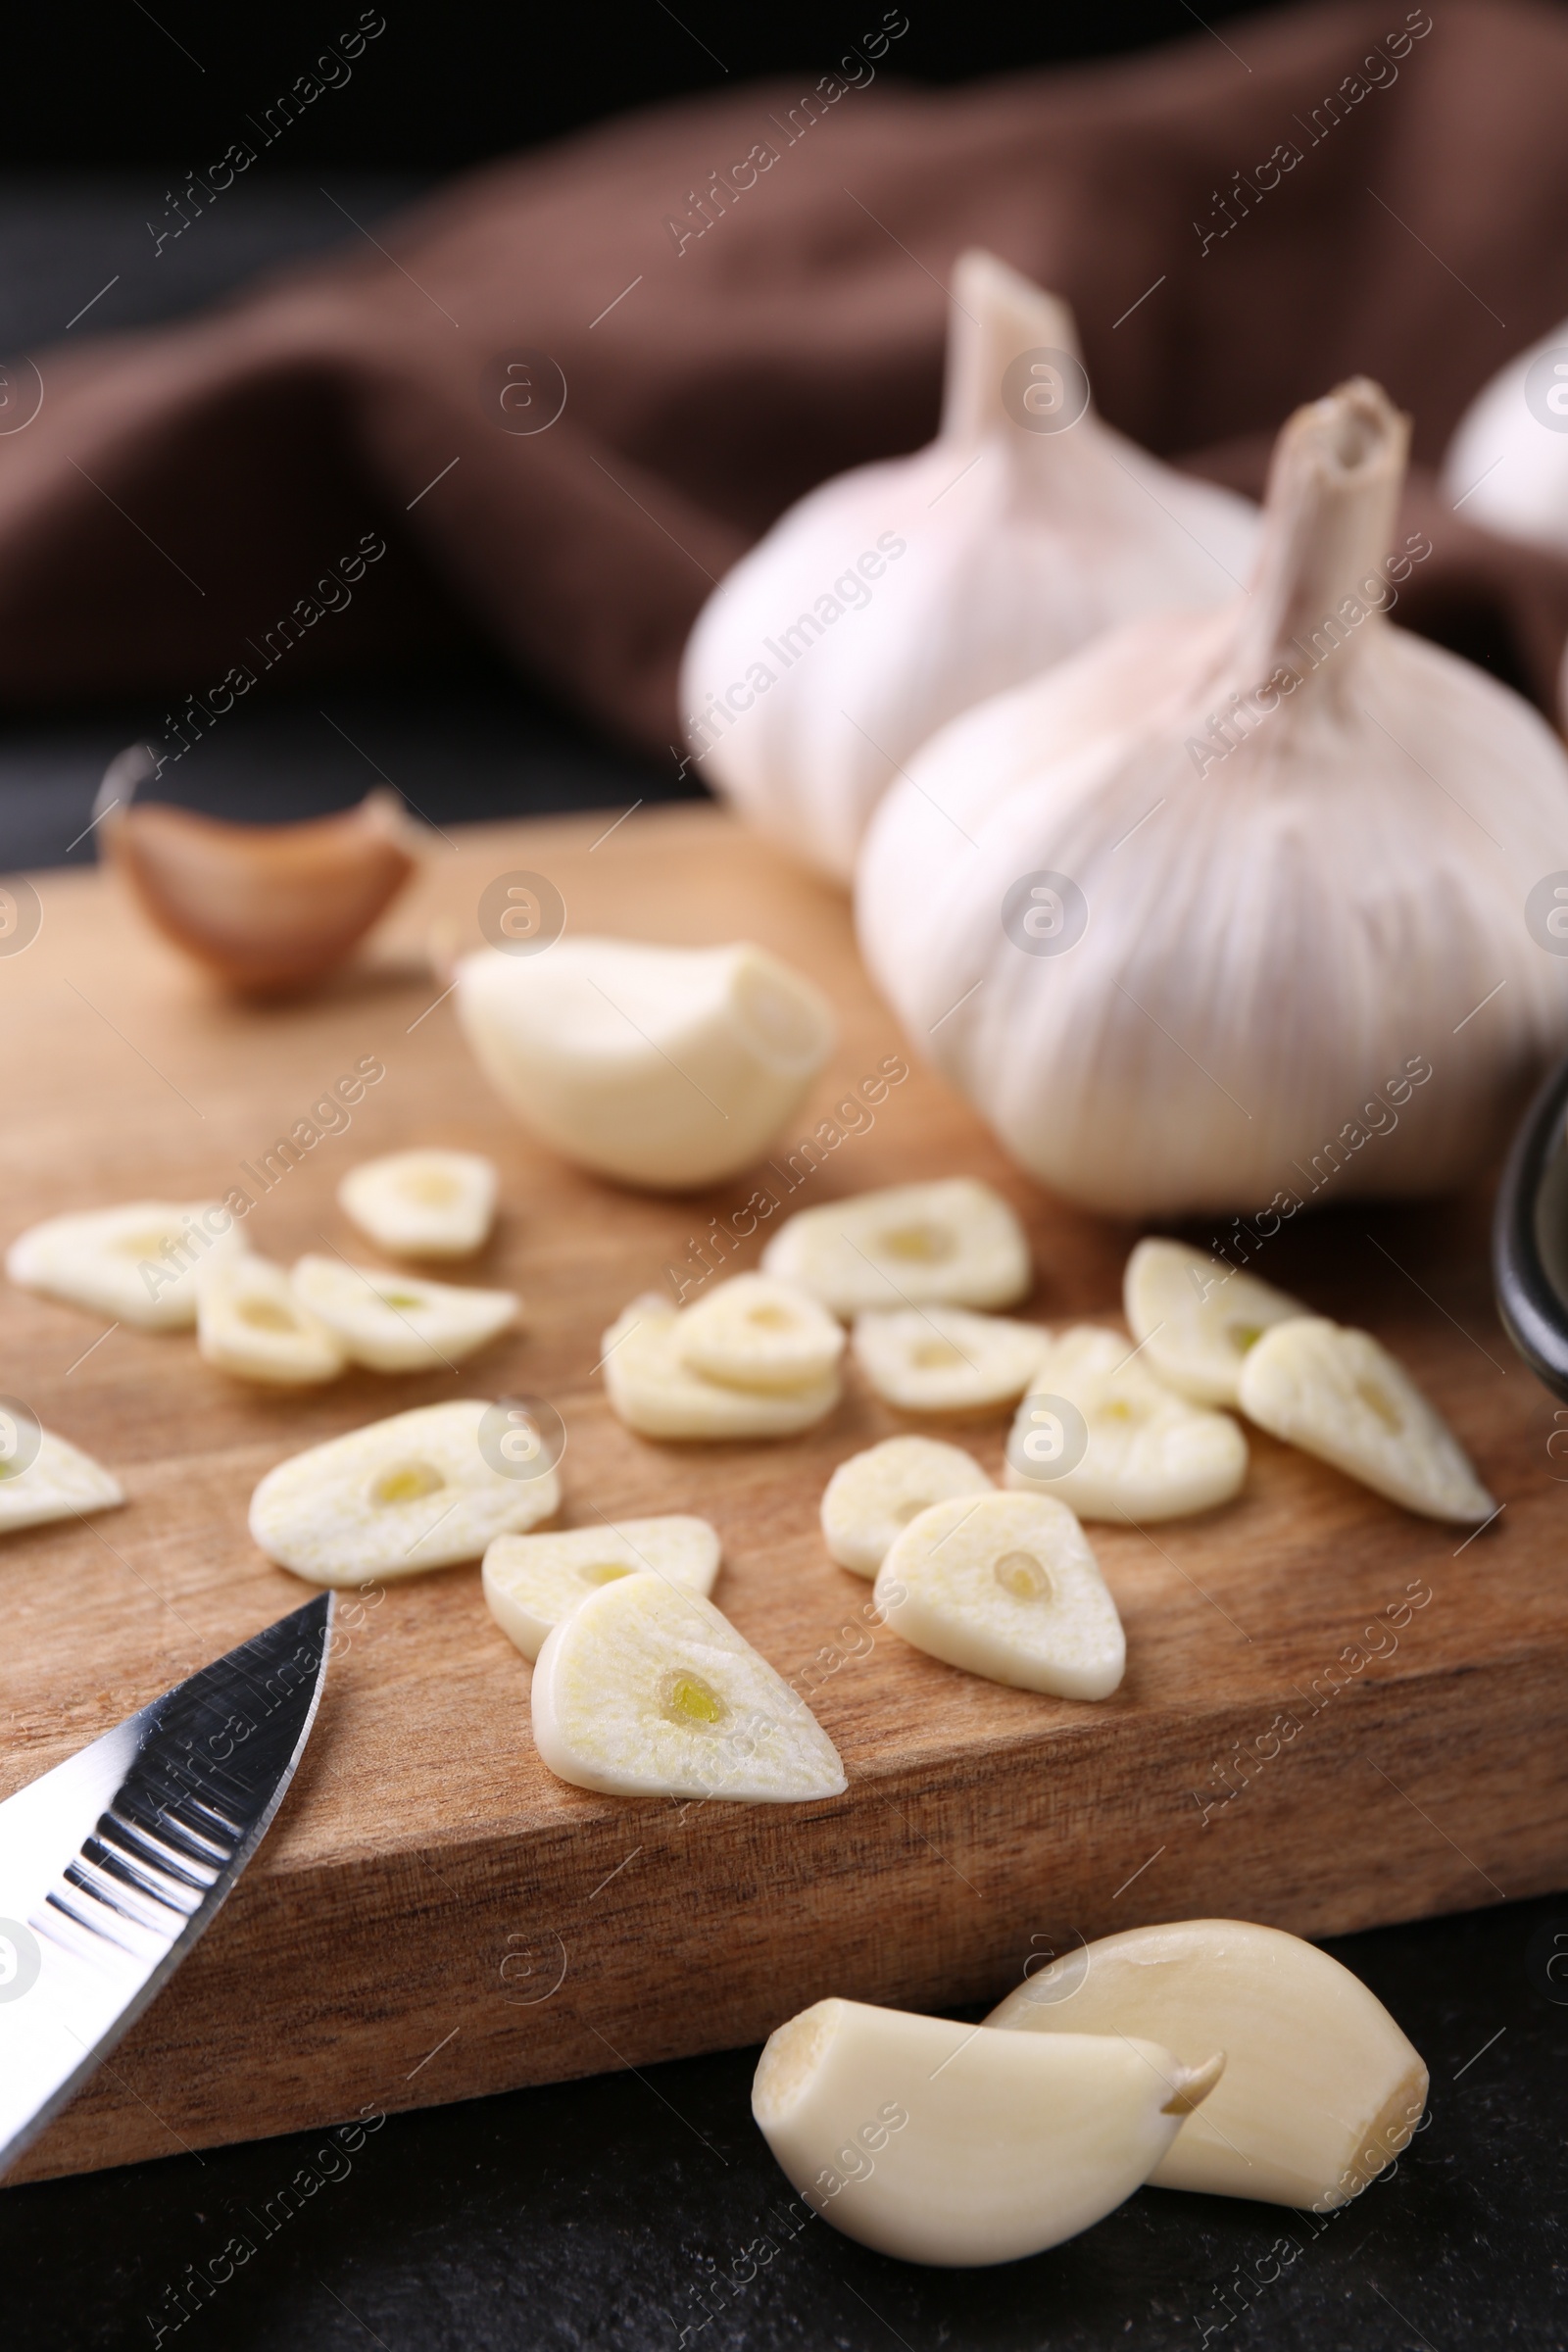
[0,1420,123,1534]
[196,1252,346,1387]
[875,1490,1125,1699]
[602,1296,840,1440]
[290,1253,518,1373]
[761,1180,1031,1318]
[338,1149,499,1259]
[987,1917,1428,2210]
[483,1514,720,1661]
[820,1435,993,1578]
[530,1571,846,1801]
[853,1304,1050,1413]
[250,1398,559,1584]
[1237,1316,1494,1521]
[455,937,836,1191]
[676,1272,845,1393]
[7,1200,242,1331]
[752,1997,1221,2266]
[1005,1324,1248,1522]
[1124,1238,1305,1405]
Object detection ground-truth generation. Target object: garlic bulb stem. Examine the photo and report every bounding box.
[940,254,1080,442]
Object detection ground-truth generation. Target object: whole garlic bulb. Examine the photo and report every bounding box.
[858,377,1568,1219]
[1442,318,1568,558]
[680,250,1258,883]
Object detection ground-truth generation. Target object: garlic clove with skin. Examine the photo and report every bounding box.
[820,1434,993,1578]
[1004,1324,1248,1522]
[1124,1238,1304,1406]
[857,377,1568,1217]
[680,250,1257,883]
[987,1917,1428,2210]
[752,1997,1221,2266]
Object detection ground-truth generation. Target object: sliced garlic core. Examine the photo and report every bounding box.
[1005,1323,1248,1522]
[455,937,836,1190]
[530,1571,846,1801]
[820,1435,993,1578]
[1238,1316,1494,1521]
[676,1273,845,1393]
[250,1398,559,1584]
[987,1917,1428,2210]
[338,1149,499,1259]
[1124,1238,1305,1405]
[0,1424,123,1533]
[196,1252,346,1387]
[761,1180,1031,1318]
[853,1304,1049,1413]
[484,1514,720,1661]
[875,1490,1125,1699]
[752,1997,1220,2266]
[290,1253,518,1372]
[7,1200,242,1331]
[602,1296,840,1440]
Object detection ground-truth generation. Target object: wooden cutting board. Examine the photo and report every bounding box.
[4,805,1565,2184]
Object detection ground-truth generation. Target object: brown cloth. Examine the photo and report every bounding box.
[6,0,1568,760]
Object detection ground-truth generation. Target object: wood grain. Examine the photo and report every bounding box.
[2,805,1563,2184]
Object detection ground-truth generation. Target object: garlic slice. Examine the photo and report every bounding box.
[761,1180,1030,1318]
[7,1200,242,1331]
[875,1490,1125,1699]
[0,1422,123,1533]
[338,1149,499,1259]
[290,1253,518,1372]
[530,1571,846,1801]
[752,1997,1221,2265]
[196,1252,346,1387]
[601,1296,840,1440]
[987,1917,1428,2209]
[676,1273,845,1393]
[1005,1324,1247,1522]
[483,1515,720,1661]
[455,937,835,1191]
[1237,1316,1494,1521]
[250,1398,559,1584]
[1124,1238,1304,1405]
[853,1304,1049,1413]
[820,1435,992,1578]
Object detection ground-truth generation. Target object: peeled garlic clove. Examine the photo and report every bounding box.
[853,1303,1049,1413]
[988,1917,1428,2210]
[455,937,835,1191]
[875,1489,1125,1699]
[338,1149,498,1259]
[602,1295,840,1440]
[290,1253,517,1373]
[682,249,1256,883]
[0,1416,122,1533]
[250,1397,558,1583]
[530,1571,846,1801]
[761,1180,1030,1318]
[820,1435,992,1578]
[483,1514,720,1661]
[676,1272,845,1393]
[858,376,1568,1217]
[1005,1324,1247,1522]
[102,782,417,995]
[195,1252,346,1387]
[1238,1315,1493,1521]
[752,1996,1219,2265]
[1123,1238,1304,1406]
[7,1200,242,1331]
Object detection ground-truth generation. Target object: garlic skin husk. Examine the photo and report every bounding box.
[455,938,835,1191]
[858,376,1568,1217]
[987,1918,1428,2209]
[1441,318,1568,567]
[752,1997,1222,2266]
[681,249,1257,883]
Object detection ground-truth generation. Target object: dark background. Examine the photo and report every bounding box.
[4,7,1566,2348]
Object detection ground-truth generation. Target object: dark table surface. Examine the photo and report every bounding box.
[1,177,1564,2352]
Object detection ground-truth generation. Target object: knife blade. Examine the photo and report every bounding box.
[0,1591,333,2180]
